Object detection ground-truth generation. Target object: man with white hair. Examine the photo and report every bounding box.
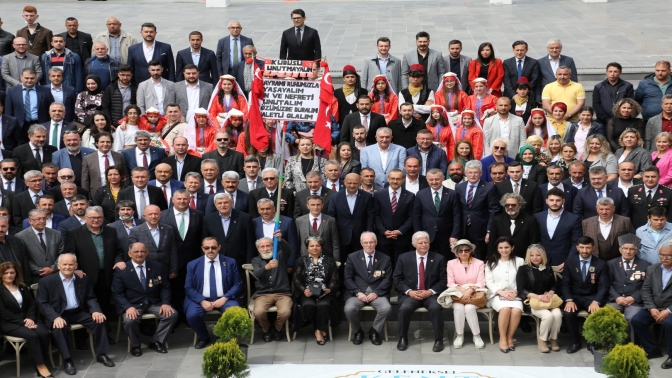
[84,42,118,91]
[16,208,64,283]
[537,38,578,101]
[204,170,249,214]
[359,127,407,187]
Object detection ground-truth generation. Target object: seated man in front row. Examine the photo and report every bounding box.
[36,253,115,376]
[111,242,178,357]
[344,231,392,346]
[251,236,293,343]
[185,237,242,349]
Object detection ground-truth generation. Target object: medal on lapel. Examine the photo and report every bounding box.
[148,279,154,288]
[590,274,595,284]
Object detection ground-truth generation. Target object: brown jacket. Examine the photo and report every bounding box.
[581,214,635,261]
[16,24,53,57]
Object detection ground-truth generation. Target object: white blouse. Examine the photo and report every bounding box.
[10,288,23,308]
[485,257,524,299]
[114,125,140,151]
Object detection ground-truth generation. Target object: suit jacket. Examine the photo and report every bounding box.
[0,234,33,284]
[21,213,65,230]
[641,263,672,310]
[51,146,95,170]
[41,121,77,150]
[65,224,123,286]
[361,54,402,96]
[175,47,218,84]
[373,188,415,246]
[128,222,178,275]
[57,31,93,62]
[537,54,578,101]
[198,179,224,195]
[3,178,27,194]
[252,215,300,265]
[406,145,448,175]
[116,185,168,217]
[232,58,265,96]
[401,48,446,91]
[136,78,176,114]
[455,180,499,237]
[293,187,334,218]
[11,190,40,227]
[215,34,253,76]
[15,226,64,279]
[495,179,543,216]
[0,114,21,151]
[561,256,609,305]
[339,111,386,146]
[108,218,146,254]
[247,186,294,218]
[359,144,407,187]
[393,251,447,294]
[161,154,202,182]
[16,25,52,57]
[56,215,85,240]
[502,56,540,99]
[412,186,461,243]
[1,52,42,88]
[111,259,170,314]
[0,186,15,219]
[160,207,204,265]
[0,284,37,333]
[539,183,578,213]
[296,214,339,261]
[627,184,672,230]
[582,214,635,261]
[5,85,54,136]
[37,273,101,326]
[80,150,127,193]
[126,41,175,83]
[201,209,255,271]
[483,115,527,159]
[42,84,76,122]
[487,212,540,256]
[534,210,582,266]
[12,143,57,177]
[183,191,209,213]
[607,256,651,303]
[184,254,243,306]
[237,176,262,193]
[327,189,375,246]
[149,178,185,203]
[443,54,471,93]
[121,146,165,179]
[279,25,321,61]
[573,184,629,219]
[204,189,247,215]
[172,80,214,117]
[343,250,392,299]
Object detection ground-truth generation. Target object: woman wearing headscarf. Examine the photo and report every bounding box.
[519,145,546,183]
[425,105,455,161]
[208,75,248,126]
[455,109,484,159]
[398,64,435,122]
[368,75,399,125]
[434,72,469,115]
[75,74,104,124]
[467,42,505,98]
[334,65,365,124]
[465,78,498,122]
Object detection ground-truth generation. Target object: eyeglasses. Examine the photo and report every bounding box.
[503,204,518,208]
[457,249,472,254]
[493,146,506,151]
[1,167,16,171]
[659,254,672,259]
[203,246,218,250]
[86,216,103,220]
[59,175,74,179]
[216,138,229,142]
[262,177,277,181]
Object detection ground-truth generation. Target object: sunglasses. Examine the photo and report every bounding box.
[457,249,472,254]
[59,175,74,179]
[202,246,218,250]
[216,138,229,142]
[262,177,277,181]
[1,167,16,171]
[493,146,506,151]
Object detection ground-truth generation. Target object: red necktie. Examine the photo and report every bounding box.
[142,152,148,168]
[209,185,214,194]
[332,183,336,191]
[162,184,167,201]
[189,195,196,209]
[418,256,426,290]
[391,191,397,213]
[312,217,318,232]
[103,154,110,170]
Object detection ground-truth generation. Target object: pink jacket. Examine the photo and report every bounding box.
[447,258,486,288]
[653,149,672,186]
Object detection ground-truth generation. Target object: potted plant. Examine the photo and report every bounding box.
[214,306,253,358]
[202,339,250,378]
[601,343,649,378]
[582,305,628,373]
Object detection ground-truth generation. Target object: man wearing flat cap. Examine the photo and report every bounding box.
[606,234,651,340]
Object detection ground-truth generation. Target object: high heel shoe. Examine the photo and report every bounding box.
[35,369,54,378]
[316,339,326,346]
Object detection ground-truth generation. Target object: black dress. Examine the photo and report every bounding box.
[292,254,340,332]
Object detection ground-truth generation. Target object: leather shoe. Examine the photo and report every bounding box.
[263,332,273,343]
[130,346,142,357]
[353,329,364,345]
[96,354,115,367]
[63,361,77,375]
[195,338,211,349]
[646,349,663,359]
[273,329,284,341]
[369,330,382,346]
[397,337,408,351]
[432,339,444,353]
[661,357,672,369]
[566,343,582,354]
[148,341,168,353]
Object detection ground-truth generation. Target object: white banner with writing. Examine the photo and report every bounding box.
[261,79,321,121]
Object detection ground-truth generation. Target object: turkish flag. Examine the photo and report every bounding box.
[313,62,334,154]
[248,58,268,152]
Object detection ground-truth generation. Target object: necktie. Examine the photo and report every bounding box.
[38,232,46,251]
[231,194,235,208]
[251,181,256,190]
[52,123,59,147]
[138,264,146,289]
[209,260,218,301]
[34,148,42,168]
[625,260,631,273]
[311,192,317,196]
[190,195,196,209]
[33,194,39,205]
[391,191,397,213]
[5,181,11,191]
[295,27,301,45]
[332,183,336,191]
[233,38,239,65]
[418,256,426,290]
[434,191,440,212]
[362,115,368,130]
[24,89,32,122]
[142,152,148,168]
[517,59,523,79]
[510,219,516,234]
[138,189,146,215]
[103,154,110,171]
[162,184,167,201]
[312,217,318,232]
[178,212,186,240]
[367,255,373,274]
[67,202,72,216]
[466,185,475,225]
[269,191,274,198]
[209,185,214,195]
[597,190,603,199]
[647,189,653,203]
[581,260,588,282]
[513,182,519,195]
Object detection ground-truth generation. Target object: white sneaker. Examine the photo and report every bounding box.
[454,335,464,349]
[474,335,485,349]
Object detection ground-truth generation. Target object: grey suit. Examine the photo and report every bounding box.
[109,219,146,255]
[361,54,402,93]
[443,54,471,92]
[401,48,446,91]
[237,176,262,193]
[644,114,664,152]
[483,114,527,158]
[537,54,578,101]
[81,151,127,193]
[15,227,63,283]
[128,223,178,275]
[295,214,340,261]
[1,52,43,88]
[172,80,214,117]
[136,78,176,114]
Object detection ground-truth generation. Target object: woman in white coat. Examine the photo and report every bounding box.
[485,236,524,353]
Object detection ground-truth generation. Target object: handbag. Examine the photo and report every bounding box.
[524,294,563,310]
[451,291,486,308]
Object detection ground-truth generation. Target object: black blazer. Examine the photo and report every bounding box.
[185,191,209,213]
[175,46,218,84]
[12,143,58,177]
[373,188,415,247]
[0,187,15,221]
[232,58,265,96]
[627,184,672,230]
[204,189,248,215]
[393,251,447,294]
[607,256,651,303]
[455,180,500,235]
[279,25,321,61]
[487,212,540,257]
[57,31,93,62]
[573,184,629,219]
[247,186,294,218]
[161,154,202,182]
[534,210,582,267]
[53,200,69,218]
[201,209,255,271]
[126,41,176,83]
[327,189,375,246]
[1,114,21,152]
[502,56,540,99]
[160,208,204,266]
[412,187,461,243]
[340,112,386,146]
[539,183,578,213]
[197,179,224,195]
[11,190,38,226]
[0,235,32,284]
[293,187,334,218]
[5,85,55,139]
[561,256,609,305]
[91,185,120,223]
[65,224,123,287]
[495,179,543,216]
[56,215,84,240]
[343,250,392,299]
[0,284,37,333]
[111,259,171,315]
[37,273,101,326]
[116,185,168,218]
[4,178,28,194]
[40,120,77,150]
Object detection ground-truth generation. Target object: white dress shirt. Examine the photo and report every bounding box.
[156,180,172,202]
[185,81,200,120]
[29,142,43,161]
[48,120,62,147]
[32,227,47,245]
[405,177,419,194]
[379,147,389,170]
[246,176,257,192]
[360,113,370,131]
[497,115,510,139]
[134,186,150,215]
[142,41,155,63]
[599,217,614,240]
[135,147,152,169]
[262,218,275,238]
[153,79,166,115]
[97,151,115,185]
[549,56,560,76]
[547,182,564,192]
[325,180,340,192]
[617,179,635,197]
[310,213,322,231]
[202,255,224,298]
[132,260,146,283]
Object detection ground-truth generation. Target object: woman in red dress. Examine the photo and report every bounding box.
[368,75,399,124]
[465,78,498,122]
[183,108,218,157]
[434,72,469,114]
[454,109,484,159]
[425,105,456,161]
[467,42,504,98]
[208,74,249,126]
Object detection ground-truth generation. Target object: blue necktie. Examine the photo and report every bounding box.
[24,88,33,122]
[209,260,218,301]
[581,260,588,282]
[6,181,11,191]
[138,264,146,289]
[517,59,522,79]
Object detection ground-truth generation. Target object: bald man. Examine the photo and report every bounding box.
[128,205,179,278]
[92,17,137,64]
[149,163,185,204]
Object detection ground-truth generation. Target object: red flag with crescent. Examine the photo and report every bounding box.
[313,62,333,154]
[248,58,268,151]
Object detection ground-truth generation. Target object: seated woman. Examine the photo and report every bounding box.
[399,64,435,122]
[519,145,546,183]
[335,142,361,178]
[485,237,524,353]
[511,77,534,124]
[465,78,497,121]
[481,137,514,182]
[447,239,486,349]
[606,98,644,152]
[565,106,606,156]
[652,132,672,186]
[75,74,103,124]
[433,72,468,115]
[452,139,476,166]
[208,75,248,127]
[369,75,399,125]
[293,236,339,346]
[182,108,218,157]
[113,105,141,151]
[467,42,504,98]
[515,244,561,353]
[581,134,618,180]
[425,105,455,161]
[81,111,114,149]
[91,166,128,223]
[554,142,577,179]
[546,135,564,164]
[455,110,484,159]
[0,262,54,378]
[548,102,570,139]
[614,128,652,179]
[525,108,557,149]
[284,137,327,193]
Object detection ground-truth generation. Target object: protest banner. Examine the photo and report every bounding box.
[261,79,321,121]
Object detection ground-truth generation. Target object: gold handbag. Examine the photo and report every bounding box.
[451,291,487,308]
[524,294,563,310]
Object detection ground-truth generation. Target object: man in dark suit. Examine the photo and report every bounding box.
[58,17,93,63]
[540,165,578,212]
[0,100,21,152]
[11,170,44,227]
[323,161,345,193]
[215,21,253,77]
[294,171,334,218]
[405,130,448,177]
[393,232,447,352]
[128,205,178,282]
[343,231,392,346]
[202,130,245,179]
[148,163,184,204]
[502,41,540,99]
[175,32,217,84]
[374,170,415,264]
[116,167,168,218]
[40,102,77,150]
[248,168,294,218]
[41,68,76,122]
[562,236,610,354]
[20,193,65,230]
[574,166,629,219]
[183,172,209,213]
[412,169,461,260]
[1,159,27,193]
[121,131,166,180]
[231,46,265,97]
[495,161,543,216]
[562,160,589,191]
[198,159,224,195]
[628,166,672,230]
[56,193,87,239]
[162,137,202,181]
[535,188,582,268]
[631,241,672,368]
[202,192,255,274]
[0,216,32,283]
[252,198,299,269]
[537,39,578,102]
[203,171,248,215]
[0,182,15,219]
[339,96,386,146]
[279,9,321,61]
[388,156,428,195]
[327,173,375,260]
[126,23,175,83]
[488,193,540,257]
[64,206,123,318]
[456,161,499,260]
[111,242,178,356]
[109,200,146,254]
[608,161,642,197]
[4,68,54,141]
[582,197,635,261]
[12,124,57,176]
[36,253,115,374]
[237,156,262,193]
[295,195,339,260]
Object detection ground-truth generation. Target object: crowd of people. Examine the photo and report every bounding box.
[0,5,672,377]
